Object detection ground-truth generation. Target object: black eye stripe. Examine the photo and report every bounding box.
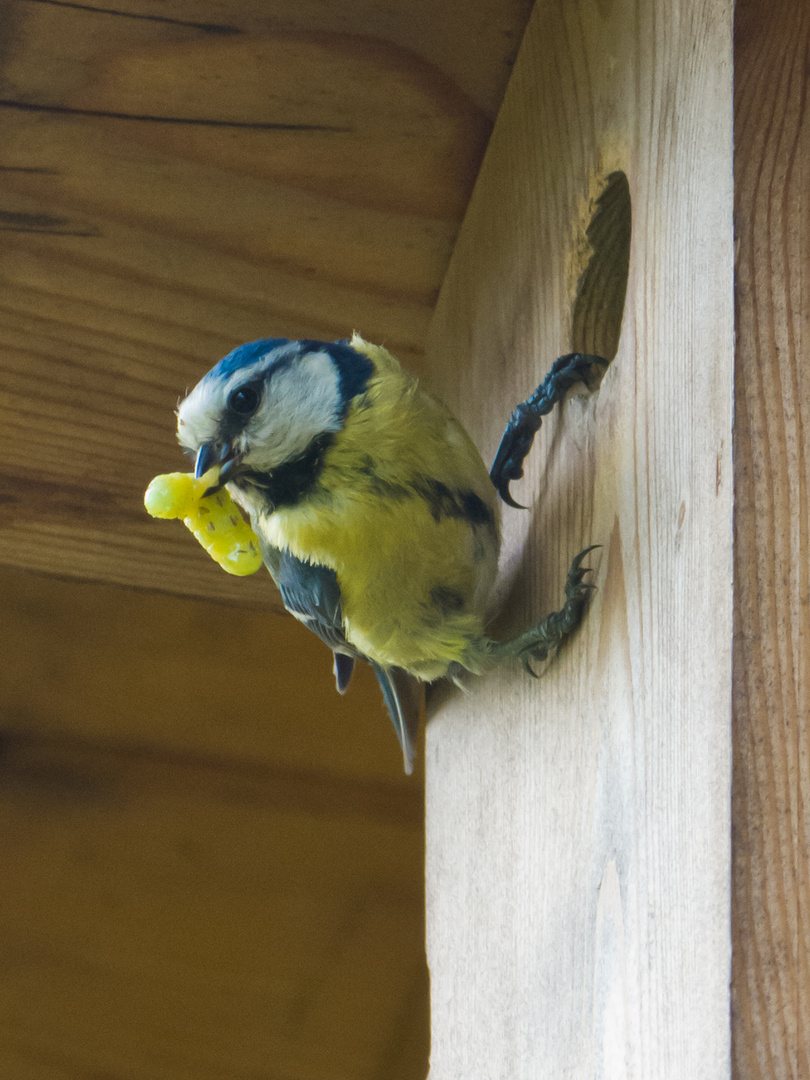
[227,382,261,416]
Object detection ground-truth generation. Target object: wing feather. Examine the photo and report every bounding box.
[265,546,355,689]
[261,542,420,771]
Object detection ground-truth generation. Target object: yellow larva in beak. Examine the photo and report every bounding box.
[144,469,262,577]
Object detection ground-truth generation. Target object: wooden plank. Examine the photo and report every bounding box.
[0,564,421,782]
[0,564,429,1076]
[424,0,734,1076]
[731,1,810,1075]
[0,734,426,1080]
[0,0,531,597]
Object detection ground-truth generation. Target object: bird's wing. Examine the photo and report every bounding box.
[263,543,420,771]
[260,539,355,684]
[273,548,354,658]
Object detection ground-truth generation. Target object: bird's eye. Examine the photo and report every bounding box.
[227,383,261,416]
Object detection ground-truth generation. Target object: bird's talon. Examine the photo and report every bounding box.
[522,654,540,678]
[500,487,526,510]
[568,544,601,570]
[490,357,606,507]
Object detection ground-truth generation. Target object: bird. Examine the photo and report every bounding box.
[176,333,603,773]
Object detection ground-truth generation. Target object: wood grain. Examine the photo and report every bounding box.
[0,564,428,1076]
[732,1,810,1075]
[424,0,734,1076]
[0,0,531,598]
[0,5,541,1078]
[0,564,424,783]
[0,733,427,1080]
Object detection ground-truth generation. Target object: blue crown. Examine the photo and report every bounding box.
[205,338,291,382]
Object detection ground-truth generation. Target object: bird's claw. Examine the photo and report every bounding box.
[563,544,601,598]
[490,354,608,507]
[491,403,536,508]
[517,545,601,674]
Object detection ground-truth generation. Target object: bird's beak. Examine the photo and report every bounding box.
[195,442,243,493]
[194,443,220,479]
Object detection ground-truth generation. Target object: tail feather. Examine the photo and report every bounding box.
[371,663,421,775]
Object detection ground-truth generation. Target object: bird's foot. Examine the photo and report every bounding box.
[489,546,599,675]
[490,353,607,507]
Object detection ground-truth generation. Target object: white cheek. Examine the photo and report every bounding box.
[246,352,342,468]
[176,351,284,450]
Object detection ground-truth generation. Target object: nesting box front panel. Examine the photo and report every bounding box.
[425,0,734,1077]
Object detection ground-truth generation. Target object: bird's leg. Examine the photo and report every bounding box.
[488,547,599,675]
[490,353,607,507]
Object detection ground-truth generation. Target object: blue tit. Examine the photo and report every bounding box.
[176,334,602,773]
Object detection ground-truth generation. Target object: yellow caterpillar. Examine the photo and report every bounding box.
[144,470,262,576]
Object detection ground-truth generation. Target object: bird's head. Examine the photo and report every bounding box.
[177,338,374,491]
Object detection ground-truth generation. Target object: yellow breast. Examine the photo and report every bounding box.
[258,339,500,679]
